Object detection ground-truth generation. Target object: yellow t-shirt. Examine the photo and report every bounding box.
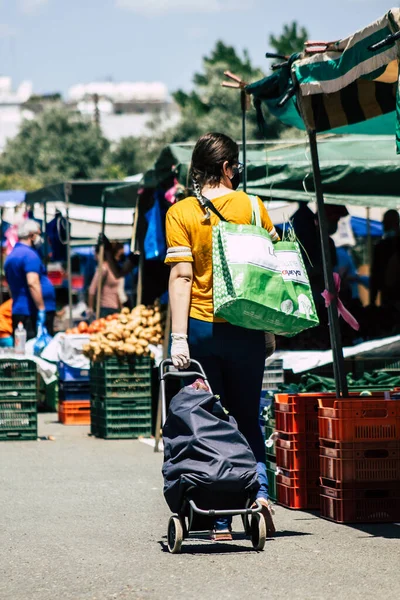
[165,191,279,322]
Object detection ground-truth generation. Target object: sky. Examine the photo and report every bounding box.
[0,0,392,98]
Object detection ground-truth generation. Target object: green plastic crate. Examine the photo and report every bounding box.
[90,357,152,398]
[0,399,37,441]
[90,396,152,439]
[266,457,277,502]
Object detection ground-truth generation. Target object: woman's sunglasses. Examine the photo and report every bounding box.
[232,162,244,174]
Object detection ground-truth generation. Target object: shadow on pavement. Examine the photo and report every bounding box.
[159,540,257,555]
[274,530,313,538]
[349,523,400,539]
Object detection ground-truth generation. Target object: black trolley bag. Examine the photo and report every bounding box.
[161,359,260,533]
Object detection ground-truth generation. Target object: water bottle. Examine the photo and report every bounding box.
[14,322,27,355]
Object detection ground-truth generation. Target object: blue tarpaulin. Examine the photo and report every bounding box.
[350,217,383,238]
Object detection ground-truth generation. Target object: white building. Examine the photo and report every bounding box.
[0,77,35,152]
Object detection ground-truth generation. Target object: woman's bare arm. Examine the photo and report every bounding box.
[169,262,193,335]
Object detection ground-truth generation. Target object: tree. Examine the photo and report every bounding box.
[269,21,309,57]
[167,40,283,143]
[106,135,161,178]
[0,107,110,184]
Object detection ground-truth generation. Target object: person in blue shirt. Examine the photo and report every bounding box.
[5,220,56,340]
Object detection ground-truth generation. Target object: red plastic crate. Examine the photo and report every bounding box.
[275,409,319,436]
[71,275,84,290]
[320,480,400,523]
[59,400,91,425]
[276,469,320,510]
[47,271,64,286]
[276,443,320,472]
[318,397,400,442]
[320,439,400,483]
[277,432,319,450]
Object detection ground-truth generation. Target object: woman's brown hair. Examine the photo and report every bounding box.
[190,132,239,189]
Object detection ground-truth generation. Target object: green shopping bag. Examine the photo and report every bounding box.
[211,196,319,336]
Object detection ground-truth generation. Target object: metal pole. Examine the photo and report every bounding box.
[366,207,372,305]
[308,130,348,398]
[43,202,48,267]
[64,183,73,329]
[241,90,247,193]
[96,193,107,320]
[0,208,3,305]
[154,301,171,453]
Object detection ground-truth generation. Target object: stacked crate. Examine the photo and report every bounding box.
[90,357,152,439]
[319,396,400,523]
[58,362,91,425]
[260,394,276,501]
[0,359,37,441]
[275,393,320,510]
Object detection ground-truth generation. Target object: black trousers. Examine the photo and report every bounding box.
[12,312,55,341]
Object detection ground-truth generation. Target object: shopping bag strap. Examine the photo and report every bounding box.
[202,194,262,226]
[202,197,228,222]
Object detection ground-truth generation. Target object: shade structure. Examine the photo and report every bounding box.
[246,8,400,145]
[148,137,400,209]
[244,9,400,397]
[25,180,140,209]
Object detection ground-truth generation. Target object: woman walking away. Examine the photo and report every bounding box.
[165,132,279,541]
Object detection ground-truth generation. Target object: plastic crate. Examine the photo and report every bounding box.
[266,456,277,502]
[59,400,91,425]
[276,443,320,472]
[58,362,90,382]
[90,396,152,439]
[59,381,90,401]
[0,398,37,441]
[318,397,400,442]
[0,359,37,399]
[262,359,284,391]
[277,479,320,510]
[320,480,400,523]
[265,423,276,457]
[320,439,400,483]
[90,357,152,399]
[277,431,320,451]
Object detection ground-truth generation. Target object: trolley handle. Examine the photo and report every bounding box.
[159,358,207,381]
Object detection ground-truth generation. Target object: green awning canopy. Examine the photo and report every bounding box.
[246,8,400,149]
[25,180,140,208]
[148,137,400,209]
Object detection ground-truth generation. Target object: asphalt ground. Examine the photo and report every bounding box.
[1,414,399,600]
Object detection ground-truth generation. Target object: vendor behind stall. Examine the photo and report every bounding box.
[5,220,56,340]
[0,299,13,347]
[88,238,139,318]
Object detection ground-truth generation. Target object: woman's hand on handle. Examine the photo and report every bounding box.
[171,333,191,369]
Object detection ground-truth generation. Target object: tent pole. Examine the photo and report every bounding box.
[308,130,348,398]
[43,202,48,267]
[154,301,171,453]
[241,90,247,192]
[0,208,3,305]
[96,194,107,320]
[64,184,73,329]
[366,207,372,305]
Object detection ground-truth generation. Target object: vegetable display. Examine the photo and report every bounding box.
[82,302,165,361]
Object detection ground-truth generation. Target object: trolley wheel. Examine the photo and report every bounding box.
[251,513,266,551]
[167,515,184,554]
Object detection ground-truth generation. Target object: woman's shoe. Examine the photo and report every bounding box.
[254,498,276,536]
[209,528,233,541]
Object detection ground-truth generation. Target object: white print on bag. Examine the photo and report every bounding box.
[224,232,308,285]
[298,294,313,317]
[281,299,294,314]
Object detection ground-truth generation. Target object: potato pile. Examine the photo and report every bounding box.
[82,302,165,362]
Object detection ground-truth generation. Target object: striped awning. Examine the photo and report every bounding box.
[295,9,400,133]
[246,8,400,151]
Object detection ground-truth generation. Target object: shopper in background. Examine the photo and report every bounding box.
[88,239,138,318]
[0,299,13,347]
[370,210,400,308]
[165,132,279,540]
[5,220,56,340]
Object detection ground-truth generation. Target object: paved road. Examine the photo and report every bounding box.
[1,414,399,600]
